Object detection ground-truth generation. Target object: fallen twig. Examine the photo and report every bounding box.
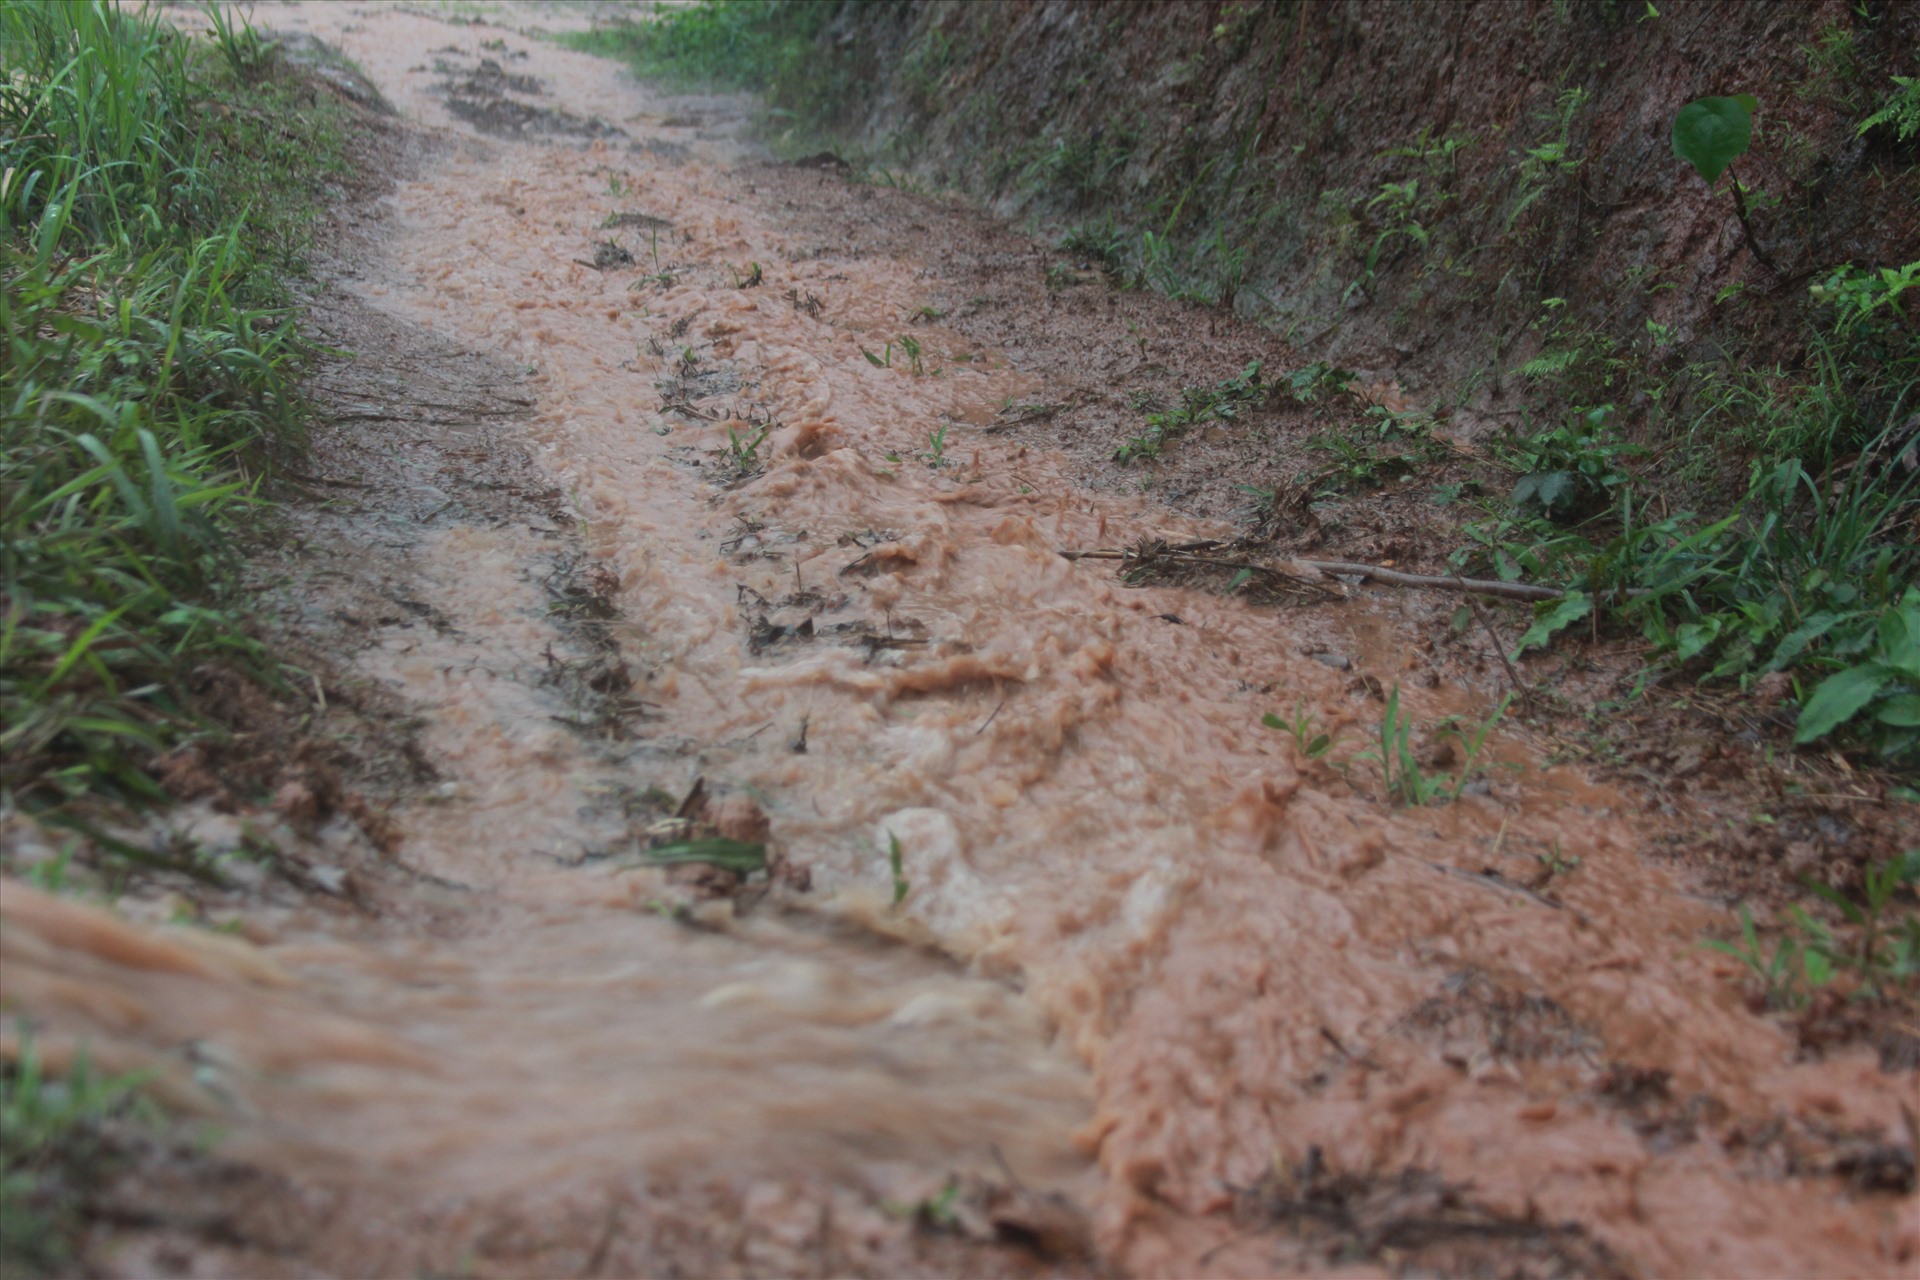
[1464,593,1530,702]
[1294,560,1566,603]
[975,694,1007,735]
[1058,542,1336,597]
[1059,545,1567,603]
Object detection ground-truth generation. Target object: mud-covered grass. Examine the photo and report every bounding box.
[1,3,354,814]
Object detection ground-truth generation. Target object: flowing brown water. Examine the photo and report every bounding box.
[4,6,1914,1276]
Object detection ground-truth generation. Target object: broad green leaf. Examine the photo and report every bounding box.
[1512,591,1592,658]
[1672,96,1755,184]
[637,838,766,872]
[1512,470,1578,516]
[1793,663,1889,743]
[1764,611,1847,671]
[1874,693,1920,727]
[1675,618,1721,663]
[1879,600,1920,677]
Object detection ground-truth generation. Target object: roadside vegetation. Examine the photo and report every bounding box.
[3,6,353,1259]
[1337,262,1917,768]
[2,3,348,819]
[560,0,849,152]
[1,1033,152,1277]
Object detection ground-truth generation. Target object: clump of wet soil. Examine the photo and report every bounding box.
[433,49,624,140]
[1231,1148,1631,1280]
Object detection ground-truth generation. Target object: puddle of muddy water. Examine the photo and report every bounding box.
[3,4,1914,1278]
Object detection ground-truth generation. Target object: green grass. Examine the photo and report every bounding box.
[1451,266,1919,766]
[1706,853,1920,1008]
[1,3,350,810]
[559,0,848,149]
[1354,684,1510,806]
[1,1030,152,1278]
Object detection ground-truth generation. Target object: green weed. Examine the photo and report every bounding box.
[1307,429,1417,495]
[1792,589,1919,752]
[1262,702,1335,760]
[1498,404,1644,523]
[1705,904,1822,1007]
[862,166,934,196]
[722,421,777,474]
[884,1176,960,1227]
[1285,360,1359,406]
[1706,853,1920,1007]
[1535,840,1582,879]
[1032,122,1136,208]
[1,1028,152,1277]
[1671,94,1776,270]
[1115,361,1265,463]
[1344,175,1442,304]
[886,831,909,906]
[919,422,949,469]
[1356,685,1510,806]
[1855,74,1920,144]
[1456,260,1918,765]
[861,336,927,373]
[203,3,276,82]
[1508,87,1588,229]
[897,333,927,375]
[1057,217,1129,271]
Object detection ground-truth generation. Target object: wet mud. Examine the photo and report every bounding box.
[2,5,1914,1278]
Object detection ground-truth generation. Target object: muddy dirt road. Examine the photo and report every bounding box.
[4,5,1914,1277]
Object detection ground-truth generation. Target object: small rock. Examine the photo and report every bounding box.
[1307,652,1350,670]
[308,864,349,895]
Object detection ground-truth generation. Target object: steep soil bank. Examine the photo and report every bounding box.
[802,0,1918,418]
[2,5,1915,1279]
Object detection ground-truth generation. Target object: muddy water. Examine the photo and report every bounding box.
[4,4,1914,1276]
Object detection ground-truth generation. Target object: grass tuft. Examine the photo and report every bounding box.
[0,1029,152,1277]
[1,2,349,809]
[559,1,847,151]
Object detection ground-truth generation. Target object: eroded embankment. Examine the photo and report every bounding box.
[2,6,1913,1278]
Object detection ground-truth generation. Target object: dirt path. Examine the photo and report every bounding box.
[4,5,1914,1277]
